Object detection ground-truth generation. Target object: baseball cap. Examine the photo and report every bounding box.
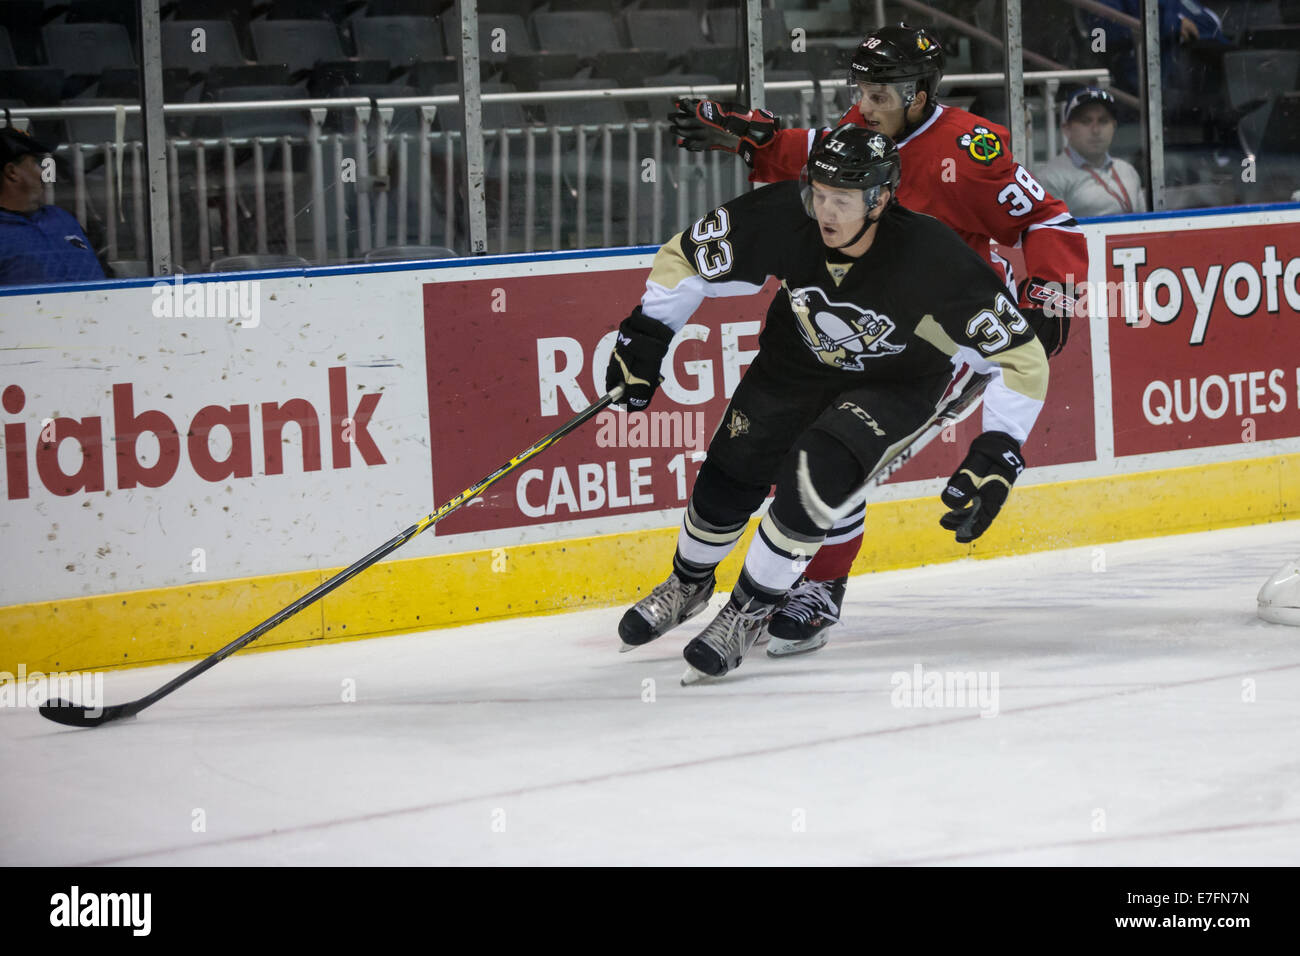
[1060,86,1118,125]
[0,124,55,166]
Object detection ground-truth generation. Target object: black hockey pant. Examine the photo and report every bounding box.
[672,353,950,606]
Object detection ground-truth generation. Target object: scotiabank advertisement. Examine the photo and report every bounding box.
[1106,222,1300,456]
[0,275,435,605]
[423,267,1097,534]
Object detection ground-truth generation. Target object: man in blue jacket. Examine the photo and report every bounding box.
[1087,0,1228,101]
[0,126,105,285]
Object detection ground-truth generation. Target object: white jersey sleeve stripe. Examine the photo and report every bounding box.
[980,375,1044,444]
[642,275,768,331]
[1025,216,1083,235]
[949,342,1047,445]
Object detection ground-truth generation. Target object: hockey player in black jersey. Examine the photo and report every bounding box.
[606,126,1048,683]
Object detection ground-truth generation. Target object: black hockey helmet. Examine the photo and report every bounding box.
[804,125,901,192]
[848,24,945,109]
[801,126,901,226]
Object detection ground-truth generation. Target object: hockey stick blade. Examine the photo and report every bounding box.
[38,385,625,729]
[39,699,139,728]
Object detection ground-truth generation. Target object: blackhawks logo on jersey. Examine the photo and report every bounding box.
[957,126,1003,165]
[786,284,905,372]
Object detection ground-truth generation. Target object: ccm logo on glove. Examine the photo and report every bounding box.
[605,308,675,411]
[939,431,1025,543]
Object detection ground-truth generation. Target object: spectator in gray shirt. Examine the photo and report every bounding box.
[1036,88,1147,218]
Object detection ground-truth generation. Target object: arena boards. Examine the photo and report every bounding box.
[2,203,1298,674]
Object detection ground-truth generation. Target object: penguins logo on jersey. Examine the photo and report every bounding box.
[957,126,1004,166]
[787,284,905,371]
[726,409,750,438]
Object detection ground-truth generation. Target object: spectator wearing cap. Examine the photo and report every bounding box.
[0,126,105,285]
[1035,88,1147,218]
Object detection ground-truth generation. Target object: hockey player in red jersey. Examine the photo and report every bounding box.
[669,24,1086,656]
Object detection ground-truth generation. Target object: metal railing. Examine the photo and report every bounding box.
[6,69,1107,272]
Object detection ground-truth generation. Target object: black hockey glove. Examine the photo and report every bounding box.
[605,308,675,411]
[669,97,780,166]
[939,431,1025,543]
[1021,277,1076,358]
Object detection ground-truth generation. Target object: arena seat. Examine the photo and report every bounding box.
[43,22,136,76]
[161,20,248,77]
[249,19,346,77]
[531,10,625,57]
[624,9,702,51]
[352,15,444,66]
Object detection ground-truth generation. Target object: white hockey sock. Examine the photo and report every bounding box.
[734,511,825,605]
[673,501,746,580]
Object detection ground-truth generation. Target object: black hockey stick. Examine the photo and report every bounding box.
[39,386,625,728]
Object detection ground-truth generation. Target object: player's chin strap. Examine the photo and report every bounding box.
[830,195,889,250]
[832,216,875,250]
[797,373,992,527]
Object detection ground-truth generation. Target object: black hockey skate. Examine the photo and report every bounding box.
[681,598,769,684]
[766,575,846,658]
[618,572,715,651]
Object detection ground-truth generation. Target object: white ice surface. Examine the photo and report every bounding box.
[4,521,1300,866]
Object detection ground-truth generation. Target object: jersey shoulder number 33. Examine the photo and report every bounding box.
[690,208,733,279]
[967,292,1030,355]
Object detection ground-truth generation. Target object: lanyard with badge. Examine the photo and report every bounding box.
[1083,163,1133,214]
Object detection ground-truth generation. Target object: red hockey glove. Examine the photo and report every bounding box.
[940,431,1025,543]
[669,97,780,167]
